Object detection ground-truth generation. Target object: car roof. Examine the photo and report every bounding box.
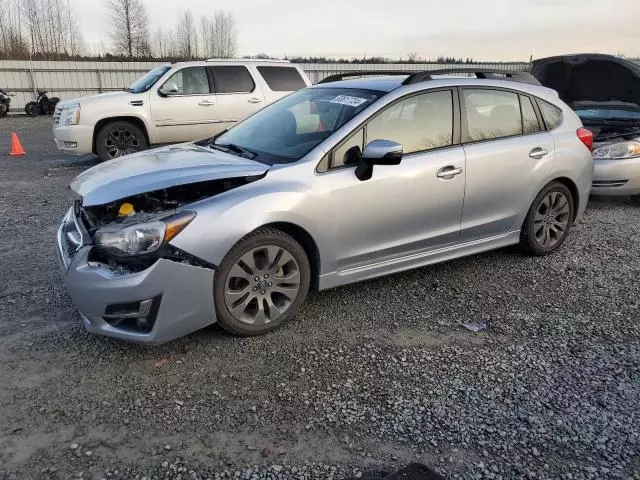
[310,75,561,101]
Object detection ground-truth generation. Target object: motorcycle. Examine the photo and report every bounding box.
[25,90,60,117]
[0,89,13,117]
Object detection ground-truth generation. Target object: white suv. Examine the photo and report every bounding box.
[53,59,311,161]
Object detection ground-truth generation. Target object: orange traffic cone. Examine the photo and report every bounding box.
[10,132,26,156]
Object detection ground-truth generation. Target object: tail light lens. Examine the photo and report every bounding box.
[577,127,594,151]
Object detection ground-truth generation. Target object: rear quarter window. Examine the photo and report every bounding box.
[537,99,563,130]
[257,66,307,91]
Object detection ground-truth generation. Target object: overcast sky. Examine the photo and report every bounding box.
[78,0,639,60]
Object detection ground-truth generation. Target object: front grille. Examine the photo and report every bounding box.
[53,107,62,125]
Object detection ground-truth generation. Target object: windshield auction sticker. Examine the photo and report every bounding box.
[329,95,369,107]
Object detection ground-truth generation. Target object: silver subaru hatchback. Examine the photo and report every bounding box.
[57,70,594,343]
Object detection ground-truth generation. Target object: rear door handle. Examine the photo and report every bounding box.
[437,166,463,179]
[529,147,548,159]
[198,100,215,106]
[248,97,263,104]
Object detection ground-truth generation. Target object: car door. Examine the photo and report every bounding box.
[150,66,219,144]
[459,88,555,242]
[209,65,265,130]
[316,89,466,272]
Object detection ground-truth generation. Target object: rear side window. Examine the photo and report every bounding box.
[212,66,255,94]
[463,89,522,142]
[520,95,542,134]
[537,99,563,130]
[257,66,306,91]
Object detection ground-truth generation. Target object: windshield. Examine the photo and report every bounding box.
[127,65,171,93]
[212,87,384,164]
[576,107,640,121]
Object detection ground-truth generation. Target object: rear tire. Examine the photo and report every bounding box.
[24,102,39,117]
[95,120,148,162]
[214,228,311,336]
[519,182,575,256]
[631,195,640,205]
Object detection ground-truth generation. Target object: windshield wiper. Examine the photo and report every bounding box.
[210,142,257,159]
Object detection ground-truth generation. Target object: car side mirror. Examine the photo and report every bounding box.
[158,83,179,97]
[354,139,403,181]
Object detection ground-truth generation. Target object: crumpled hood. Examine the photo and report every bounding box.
[531,54,640,108]
[71,144,269,206]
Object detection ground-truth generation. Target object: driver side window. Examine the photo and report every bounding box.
[329,90,454,169]
[160,67,211,96]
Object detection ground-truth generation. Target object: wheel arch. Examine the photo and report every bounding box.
[92,116,150,154]
[261,221,321,290]
[548,176,580,221]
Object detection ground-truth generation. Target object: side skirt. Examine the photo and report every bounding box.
[318,231,521,291]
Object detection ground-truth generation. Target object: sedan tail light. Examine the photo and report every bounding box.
[577,128,594,151]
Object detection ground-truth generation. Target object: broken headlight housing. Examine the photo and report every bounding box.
[94,211,196,257]
[592,140,640,160]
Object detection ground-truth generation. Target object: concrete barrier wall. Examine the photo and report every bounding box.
[0,60,532,111]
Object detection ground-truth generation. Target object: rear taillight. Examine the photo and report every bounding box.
[577,127,594,151]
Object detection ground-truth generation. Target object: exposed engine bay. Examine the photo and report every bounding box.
[78,175,264,272]
[81,176,262,232]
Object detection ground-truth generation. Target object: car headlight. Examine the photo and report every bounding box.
[61,103,81,125]
[94,211,196,257]
[593,140,640,160]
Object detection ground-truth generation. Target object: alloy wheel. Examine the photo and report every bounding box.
[104,128,142,159]
[223,245,301,325]
[533,191,571,248]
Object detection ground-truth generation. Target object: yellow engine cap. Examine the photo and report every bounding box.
[118,203,135,216]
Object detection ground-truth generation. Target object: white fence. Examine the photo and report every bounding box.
[0,60,533,111]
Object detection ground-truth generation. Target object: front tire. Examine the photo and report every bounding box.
[631,195,640,206]
[519,182,575,256]
[95,120,148,161]
[214,228,311,336]
[24,102,39,117]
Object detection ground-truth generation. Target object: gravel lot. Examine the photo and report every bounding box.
[0,116,639,480]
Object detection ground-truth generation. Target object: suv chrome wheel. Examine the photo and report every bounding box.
[104,127,142,158]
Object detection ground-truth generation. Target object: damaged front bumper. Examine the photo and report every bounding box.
[57,207,217,344]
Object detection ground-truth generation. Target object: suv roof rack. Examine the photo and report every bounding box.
[205,58,290,63]
[317,68,540,86]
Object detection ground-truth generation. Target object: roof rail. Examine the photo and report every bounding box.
[317,71,412,84]
[402,68,540,86]
[205,58,290,63]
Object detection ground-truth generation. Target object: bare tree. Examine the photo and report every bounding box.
[0,0,29,57]
[407,52,420,63]
[1,0,82,58]
[198,10,237,59]
[176,10,198,59]
[103,0,150,58]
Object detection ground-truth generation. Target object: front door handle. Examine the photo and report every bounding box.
[529,147,548,159]
[198,100,215,106]
[437,166,463,179]
[248,97,263,104]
